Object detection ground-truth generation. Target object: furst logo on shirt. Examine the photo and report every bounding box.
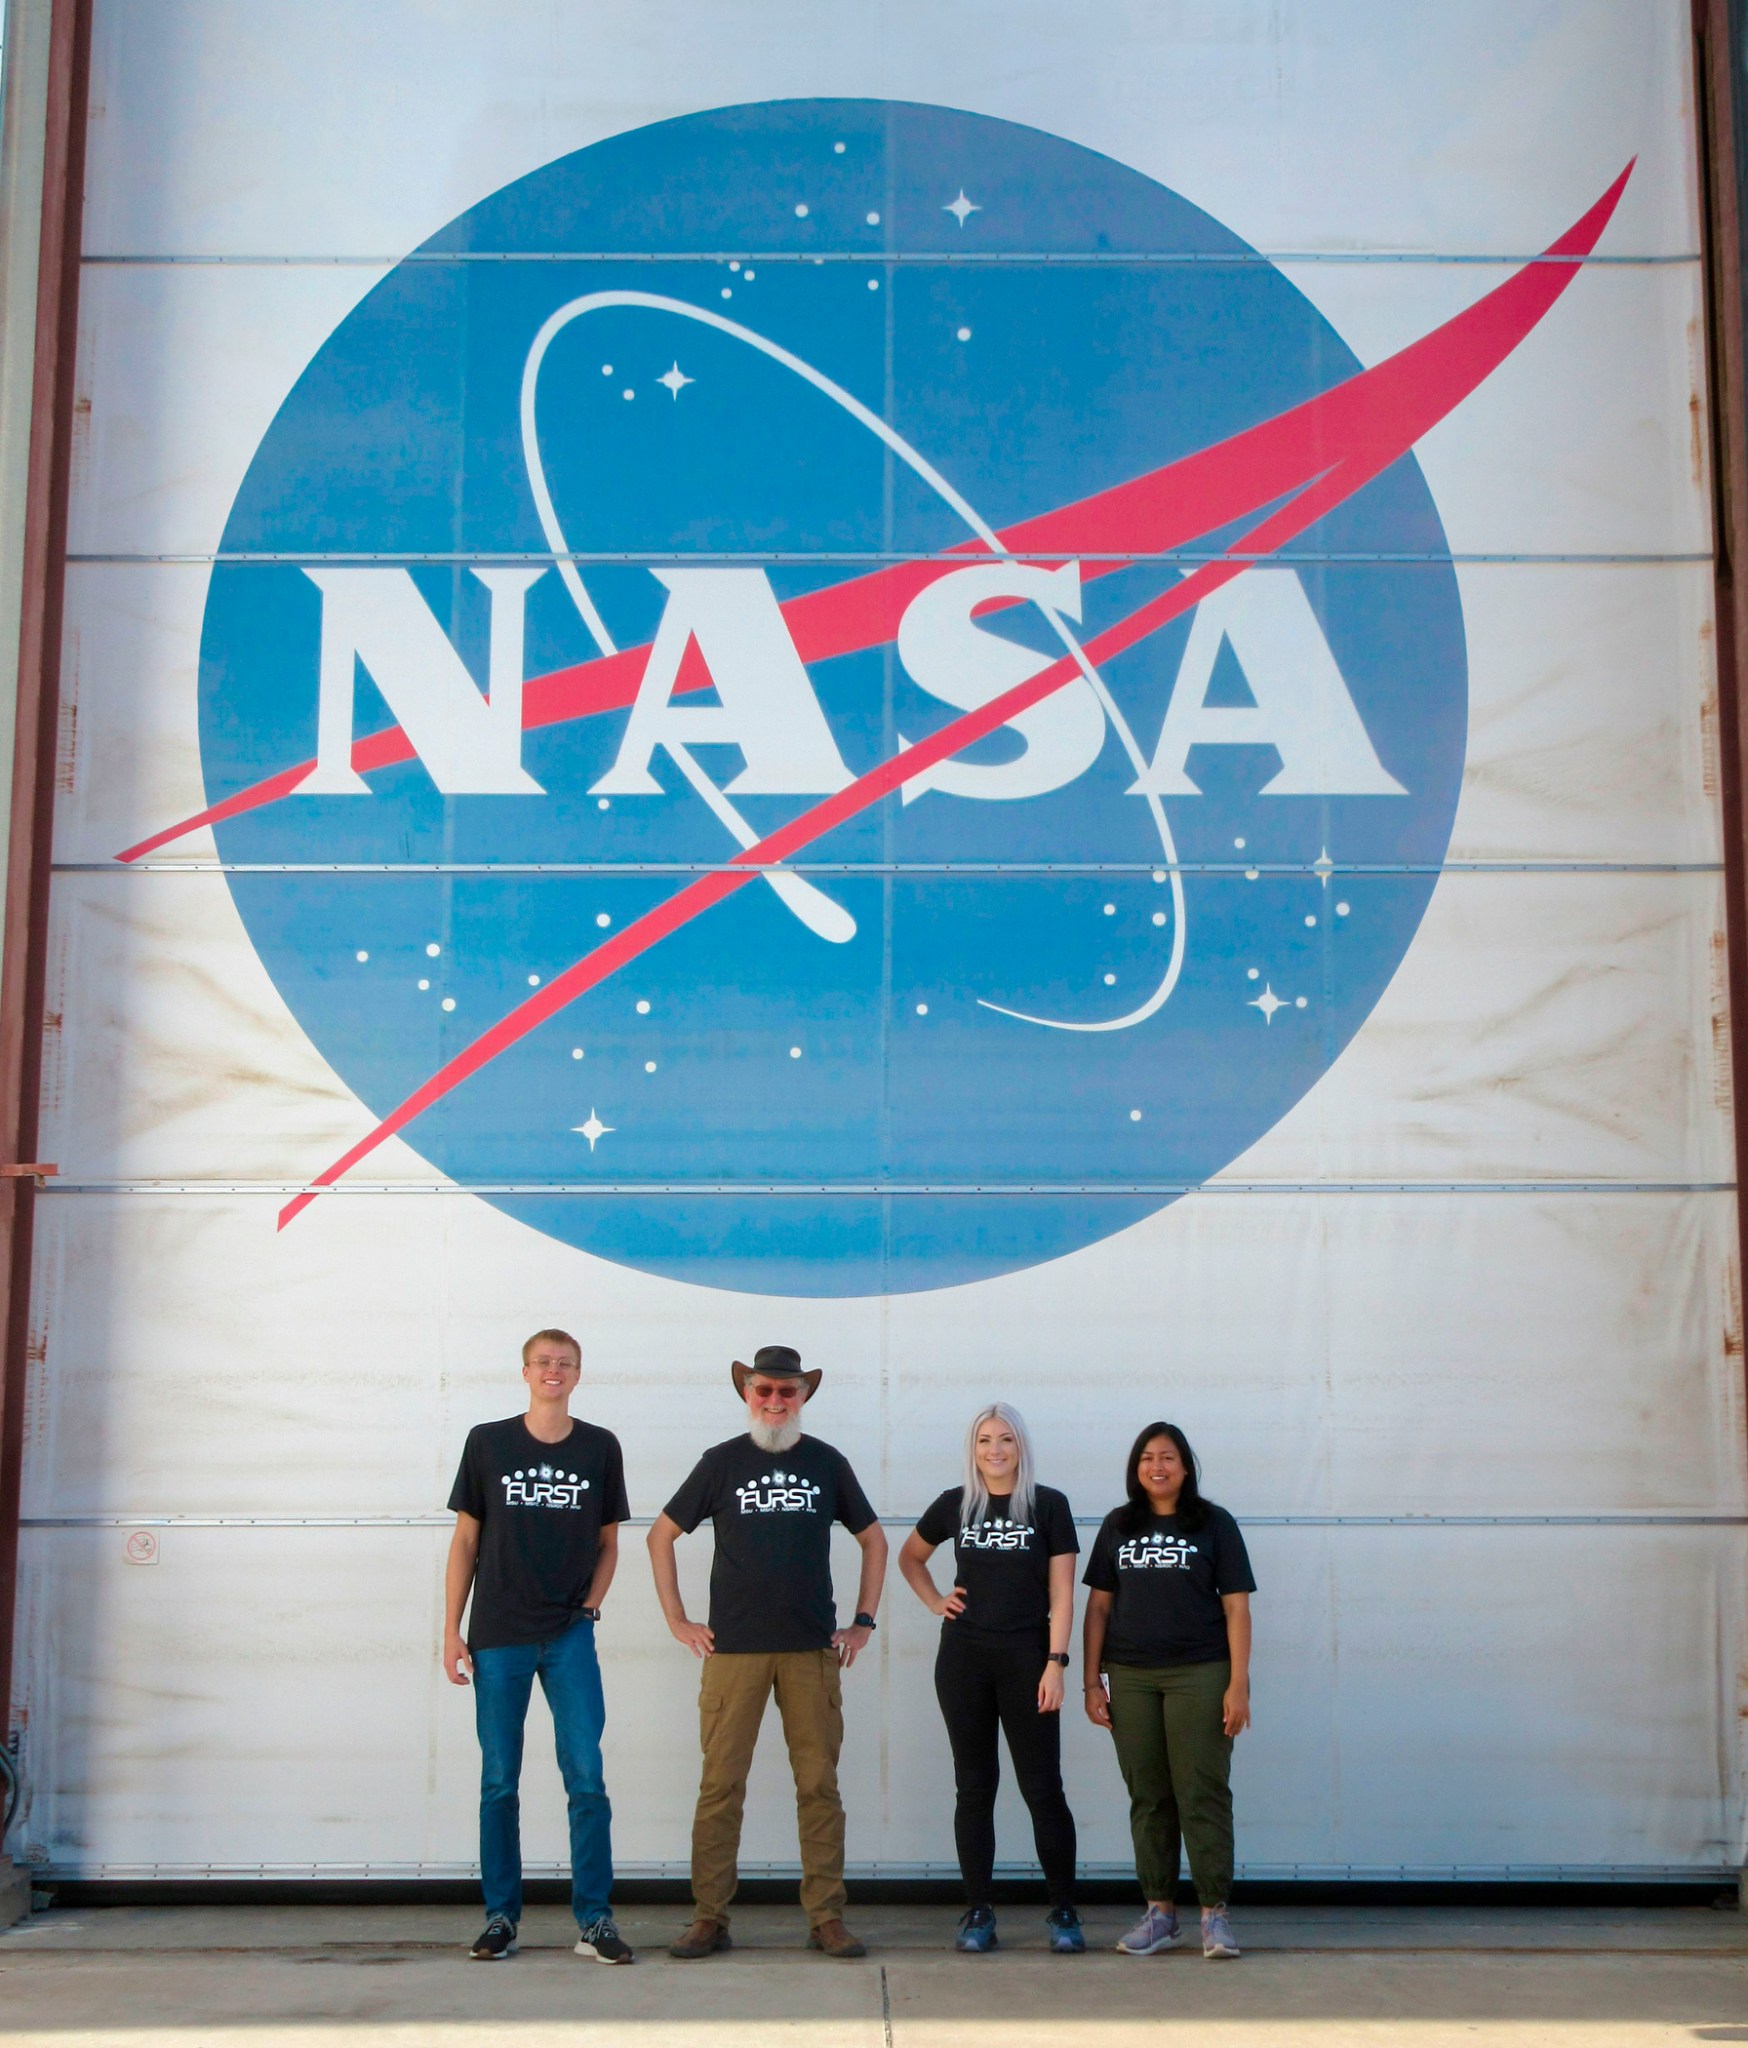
[1118,1535,1197,1571]
[960,1516,1033,1552]
[502,1465,593,1510]
[736,1471,823,1515]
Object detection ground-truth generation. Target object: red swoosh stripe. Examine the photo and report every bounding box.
[269,165,1632,1226]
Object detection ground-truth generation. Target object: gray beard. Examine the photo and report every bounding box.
[748,1418,803,1454]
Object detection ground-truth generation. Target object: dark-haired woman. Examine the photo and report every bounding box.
[1083,1423,1254,1960]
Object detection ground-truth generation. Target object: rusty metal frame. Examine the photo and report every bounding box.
[1694,0,1748,1426]
[0,0,93,1739]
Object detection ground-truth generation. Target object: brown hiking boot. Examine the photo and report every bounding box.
[808,1917,868,1959]
[668,1917,732,1960]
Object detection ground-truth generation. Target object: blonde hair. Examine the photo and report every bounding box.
[521,1327,581,1366]
[960,1403,1036,1529]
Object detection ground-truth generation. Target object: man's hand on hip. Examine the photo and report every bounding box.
[831,1623,873,1669]
[442,1630,474,1686]
[669,1616,716,1658]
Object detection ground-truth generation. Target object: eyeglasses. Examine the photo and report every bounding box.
[747,1381,805,1400]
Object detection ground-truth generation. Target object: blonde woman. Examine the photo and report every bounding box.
[899,1404,1082,1953]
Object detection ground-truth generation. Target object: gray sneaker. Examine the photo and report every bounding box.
[1115,1904,1181,1955]
[1201,1908,1240,1959]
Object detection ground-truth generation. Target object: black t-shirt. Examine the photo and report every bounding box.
[663,1434,878,1654]
[1082,1503,1256,1667]
[913,1484,1079,1645]
[448,1416,630,1651]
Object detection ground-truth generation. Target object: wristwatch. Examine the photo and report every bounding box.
[853,1611,878,1631]
[1046,1652,1070,1667]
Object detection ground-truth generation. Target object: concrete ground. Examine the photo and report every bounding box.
[1,1901,1745,2046]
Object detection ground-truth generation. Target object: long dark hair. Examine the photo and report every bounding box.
[1117,1421,1213,1535]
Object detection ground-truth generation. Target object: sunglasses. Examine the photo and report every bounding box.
[746,1381,805,1400]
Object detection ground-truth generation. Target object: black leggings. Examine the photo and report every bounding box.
[933,1628,1078,1908]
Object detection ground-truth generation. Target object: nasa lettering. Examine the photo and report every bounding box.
[165,102,1623,1294]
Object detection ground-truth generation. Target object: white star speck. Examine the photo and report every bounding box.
[573,1109,614,1151]
[1250,983,1286,1024]
[1313,845,1335,889]
[944,190,981,227]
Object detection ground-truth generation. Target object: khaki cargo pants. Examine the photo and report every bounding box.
[690,1649,846,1928]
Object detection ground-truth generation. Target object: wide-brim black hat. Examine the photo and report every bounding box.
[731,1344,822,1401]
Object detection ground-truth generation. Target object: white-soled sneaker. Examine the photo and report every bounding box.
[1115,1904,1181,1955]
[575,1916,637,1964]
[1201,1908,1240,1959]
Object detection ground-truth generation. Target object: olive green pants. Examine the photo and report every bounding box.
[1104,1658,1234,1907]
[691,1649,846,1928]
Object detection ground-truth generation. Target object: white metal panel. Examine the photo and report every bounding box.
[50,561,1728,871]
[63,262,1711,563]
[80,1,1699,262]
[17,1519,1743,1876]
[1225,869,1735,1185]
[33,869,1737,1184]
[1280,261,1712,560]
[19,1190,1741,1526]
[1447,562,1721,866]
[66,266,386,560]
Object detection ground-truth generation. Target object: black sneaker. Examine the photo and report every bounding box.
[575,1916,637,1965]
[469,1917,518,1960]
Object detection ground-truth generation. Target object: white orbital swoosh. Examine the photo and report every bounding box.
[665,737,857,947]
[521,296,856,947]
[519,289,1185,1033]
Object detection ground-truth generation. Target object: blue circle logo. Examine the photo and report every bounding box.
[161,98,1589,1295]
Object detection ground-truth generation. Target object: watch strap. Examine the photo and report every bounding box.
[853,1610,878,1631]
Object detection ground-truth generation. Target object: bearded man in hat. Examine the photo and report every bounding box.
[648,1345,887,1960]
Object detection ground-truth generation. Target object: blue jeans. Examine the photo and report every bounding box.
[472,1615,612,1927]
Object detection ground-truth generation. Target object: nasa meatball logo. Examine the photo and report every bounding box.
[131,102,1627,1295]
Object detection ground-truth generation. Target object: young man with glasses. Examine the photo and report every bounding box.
[647,1345,887,1960]
[444,1328,634,1965]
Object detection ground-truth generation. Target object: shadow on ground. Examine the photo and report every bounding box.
[1,1903,1745,2043]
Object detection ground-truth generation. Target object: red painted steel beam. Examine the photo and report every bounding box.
[0,0,93,1738]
